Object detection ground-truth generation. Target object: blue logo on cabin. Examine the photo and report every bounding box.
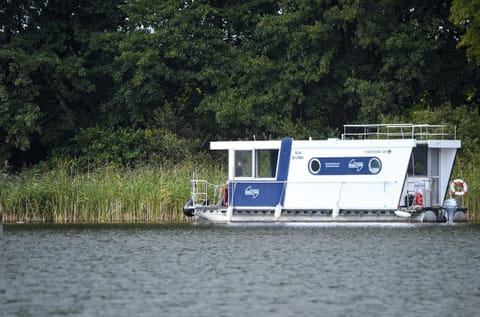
[348,159,364,172]
[308,157,382,175]
[244,186,260,199]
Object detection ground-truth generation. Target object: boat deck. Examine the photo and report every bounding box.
[191,205,467,223]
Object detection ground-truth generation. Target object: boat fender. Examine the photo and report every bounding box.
[183,199,195,217]
[450,179,468,196]
[394,210,411,218]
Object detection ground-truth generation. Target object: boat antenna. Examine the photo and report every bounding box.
[253,134,256,141]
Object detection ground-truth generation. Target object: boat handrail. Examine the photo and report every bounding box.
[191,179,223,206]
[341,124,456,140]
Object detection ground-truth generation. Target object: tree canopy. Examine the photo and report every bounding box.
[1,0,478,169]
[450,0,480,65]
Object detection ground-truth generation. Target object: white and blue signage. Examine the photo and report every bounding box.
[308,157,382,175]
[229,182,285,207]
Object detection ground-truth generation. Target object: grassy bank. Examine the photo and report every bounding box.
[1,158,478,223]
[0,162,226,223]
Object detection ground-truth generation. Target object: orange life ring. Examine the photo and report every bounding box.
[450,179,468,196]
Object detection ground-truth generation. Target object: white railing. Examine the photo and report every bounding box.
[405,177,440,207]
[342,124,456,140]
[191,179,223,206]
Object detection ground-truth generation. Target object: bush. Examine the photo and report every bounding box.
[52,127,207,170]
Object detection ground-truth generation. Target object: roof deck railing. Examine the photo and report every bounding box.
[341,124,456,140]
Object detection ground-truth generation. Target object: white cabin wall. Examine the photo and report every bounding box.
[439,148,458,201]
[283,140,414,210]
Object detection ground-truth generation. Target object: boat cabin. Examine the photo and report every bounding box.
[210,124,460,212]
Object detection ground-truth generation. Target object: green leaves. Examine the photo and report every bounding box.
[450,0,480,65]
[55,126,198,169]
[0,0,478,169]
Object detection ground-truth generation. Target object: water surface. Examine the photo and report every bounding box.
[4,222,480,316]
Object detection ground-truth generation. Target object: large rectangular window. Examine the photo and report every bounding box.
[234,149,279,178]
[255,149,278,178]
[235,150,252,177]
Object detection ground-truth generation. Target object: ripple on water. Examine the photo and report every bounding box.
[4,223,480,317]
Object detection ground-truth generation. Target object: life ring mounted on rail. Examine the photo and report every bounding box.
[450,179,468,196]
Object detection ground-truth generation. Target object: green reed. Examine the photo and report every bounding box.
[1,156,478,223]
[0,161,226,223]
[453,159,480,222]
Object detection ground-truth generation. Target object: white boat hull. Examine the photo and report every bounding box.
[191,207,452,223]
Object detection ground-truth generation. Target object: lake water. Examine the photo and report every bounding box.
[3,222,480,317]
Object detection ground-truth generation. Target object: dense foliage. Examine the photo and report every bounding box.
[1,0,479,170]
[450,0,480,65]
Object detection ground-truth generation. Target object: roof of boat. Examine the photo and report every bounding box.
[210,124,459,150]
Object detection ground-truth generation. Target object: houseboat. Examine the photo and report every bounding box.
[184,124,468,223]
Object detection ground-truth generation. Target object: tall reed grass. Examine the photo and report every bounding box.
[1,155,478,223]
[0,161,226,223]
[453,160,480,222]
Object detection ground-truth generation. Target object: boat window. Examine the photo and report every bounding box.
[235,150,252,177]
[368,158,382,174]
[408,145,428,176]
[255,149,278,178]
[309,159,321,174]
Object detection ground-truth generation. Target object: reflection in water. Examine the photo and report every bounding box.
[226,221,424,228]
[4,223,480,317]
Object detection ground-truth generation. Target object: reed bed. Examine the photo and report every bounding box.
[453,159,480,222]
[0,162,226,223]
[1,156,478,223]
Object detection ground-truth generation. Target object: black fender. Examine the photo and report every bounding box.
[183,199,195,217]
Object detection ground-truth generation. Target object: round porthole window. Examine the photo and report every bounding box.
[368,157,382,174]
[309,158,321,174]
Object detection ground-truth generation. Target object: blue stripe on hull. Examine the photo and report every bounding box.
[276,137,292,182]
[308,156,382,175]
